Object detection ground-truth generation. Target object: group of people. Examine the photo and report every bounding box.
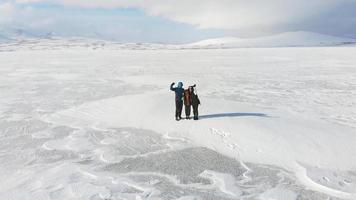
[170,82,200,121]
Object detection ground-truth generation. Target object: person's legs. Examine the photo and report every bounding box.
[176,101,183,119]
[175,100,180,120]
[193,105,199,120]
[179,101,183,119]
[185,105,191,119]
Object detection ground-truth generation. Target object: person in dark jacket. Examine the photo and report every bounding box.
[190,86,201,120]
[170,82,184,121]
[183,84,196,119]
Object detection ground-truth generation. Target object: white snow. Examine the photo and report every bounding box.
[0,42,356,199]
[1,31,356,51]
[188,31,356,48]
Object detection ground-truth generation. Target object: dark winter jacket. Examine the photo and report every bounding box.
[170,83,184,101]
[191,93,200,106]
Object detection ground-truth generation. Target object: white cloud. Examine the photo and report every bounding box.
[0,1,42,27]
[14,0,43,3]
[14,0,347,30]
[0,2,15,24]
[2,0,356,41]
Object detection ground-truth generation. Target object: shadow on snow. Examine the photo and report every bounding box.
[199,112,268,119]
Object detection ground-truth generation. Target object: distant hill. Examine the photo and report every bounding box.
[186,31,356,48]
[0,29,47,41]
[1,31,356,50]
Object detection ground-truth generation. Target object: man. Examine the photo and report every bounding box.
[170,82,184,121]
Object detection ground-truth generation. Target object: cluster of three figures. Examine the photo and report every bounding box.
[170,82,201,121]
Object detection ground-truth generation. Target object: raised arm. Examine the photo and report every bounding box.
[170,82,175,91]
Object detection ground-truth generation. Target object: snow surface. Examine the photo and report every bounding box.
[0,43,356,200]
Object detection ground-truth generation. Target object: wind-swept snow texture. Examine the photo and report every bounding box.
[0,44,356,199]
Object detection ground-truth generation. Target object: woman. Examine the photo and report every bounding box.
[183,84,196,119]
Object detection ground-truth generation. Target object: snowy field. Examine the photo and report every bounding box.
[0,44,356,200]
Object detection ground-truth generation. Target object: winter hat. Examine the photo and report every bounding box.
[178,82,183,88]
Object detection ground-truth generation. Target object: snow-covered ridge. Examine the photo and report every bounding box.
[0,31,356,51]
[0,37,181,51]
[187,31,356,48]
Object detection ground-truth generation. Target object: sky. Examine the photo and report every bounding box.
[0,0,356,43]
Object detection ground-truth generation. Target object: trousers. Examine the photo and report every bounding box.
[175,100,183,118]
